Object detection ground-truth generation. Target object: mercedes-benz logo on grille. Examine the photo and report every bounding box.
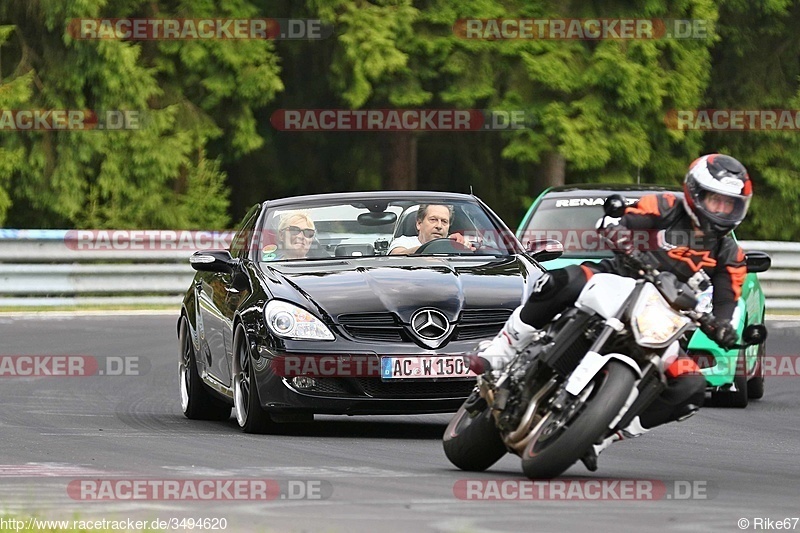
[411,309,449,340]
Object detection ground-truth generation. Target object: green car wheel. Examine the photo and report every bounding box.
[708,349,748,408]
[747,342,766,400]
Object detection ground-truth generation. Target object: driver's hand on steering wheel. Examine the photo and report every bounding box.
[449,232,477,251]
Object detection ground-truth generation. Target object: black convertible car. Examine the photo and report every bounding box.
[178,191,550,432]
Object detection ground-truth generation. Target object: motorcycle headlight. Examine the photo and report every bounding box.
[631,284,693,348]
[265,301,335,341]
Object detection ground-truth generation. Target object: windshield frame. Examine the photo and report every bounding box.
[255,196,521,262]
[518,191,653,259]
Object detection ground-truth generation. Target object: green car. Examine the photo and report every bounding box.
[517,185,771,408]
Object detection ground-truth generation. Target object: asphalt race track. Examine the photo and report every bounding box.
[0,313,798,533]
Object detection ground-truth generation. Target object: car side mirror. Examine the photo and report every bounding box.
[526,239,564,262]
[603,194,627,218]
[742,323,768,346]
[745,251,771,273]
[190,250,238,273]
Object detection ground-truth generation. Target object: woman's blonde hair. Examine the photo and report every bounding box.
[278,212,315,234]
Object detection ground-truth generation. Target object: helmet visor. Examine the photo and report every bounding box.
[697,189,750,226]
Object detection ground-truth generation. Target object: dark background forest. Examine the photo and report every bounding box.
[1,0,799,240]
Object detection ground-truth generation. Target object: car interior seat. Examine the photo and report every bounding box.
[395,206,420,239]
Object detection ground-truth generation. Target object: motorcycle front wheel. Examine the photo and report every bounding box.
[443,393,507,472]
[520,361,636,479]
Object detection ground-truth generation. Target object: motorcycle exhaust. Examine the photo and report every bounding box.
[502,377,558,453]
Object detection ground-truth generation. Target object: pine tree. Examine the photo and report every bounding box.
[0,0,283,229]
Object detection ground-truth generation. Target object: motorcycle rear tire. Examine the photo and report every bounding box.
[443,400,507,472]
[521,361,636,479]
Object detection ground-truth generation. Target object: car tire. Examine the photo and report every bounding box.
[747,342,766,400]
[233,325,273,434]
[179,317,232,421]
[710,349,749,408]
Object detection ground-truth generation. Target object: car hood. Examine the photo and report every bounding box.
[259,256,534,323]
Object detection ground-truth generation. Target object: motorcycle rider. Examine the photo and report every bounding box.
[472,154,753,471]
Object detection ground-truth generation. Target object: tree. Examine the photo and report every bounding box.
[701,0,800,240]
[497,0,715,199]
[284,0,718,224]
[0,0,283,229]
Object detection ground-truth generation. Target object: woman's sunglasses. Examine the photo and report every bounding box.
[286,226,316,238]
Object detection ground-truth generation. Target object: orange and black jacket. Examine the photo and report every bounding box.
[596,193,747,322]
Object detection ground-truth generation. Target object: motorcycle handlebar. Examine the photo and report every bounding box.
[599,230,661,278]
[686,309,749,350]
[600,229,753,349]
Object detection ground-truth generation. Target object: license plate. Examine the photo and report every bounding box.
[380,355,476,380]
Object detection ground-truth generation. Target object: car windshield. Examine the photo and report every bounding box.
[258,198,518,261]
[519,194,643,258]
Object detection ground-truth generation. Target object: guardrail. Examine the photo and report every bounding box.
[0,230,214,307]
[736,241,800,311]
[0,230,798,311]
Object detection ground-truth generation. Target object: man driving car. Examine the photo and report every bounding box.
[389,204,472,254]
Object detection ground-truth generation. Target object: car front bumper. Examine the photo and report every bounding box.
[252,346,476,415]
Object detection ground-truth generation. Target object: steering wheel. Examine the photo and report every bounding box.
[414,238,474,254]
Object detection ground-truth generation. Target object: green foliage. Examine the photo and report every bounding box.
[503,0,716,185]
[1,0,799,240]
[286,0,723,224]
[0,0,283,229]
[700,0,800,240]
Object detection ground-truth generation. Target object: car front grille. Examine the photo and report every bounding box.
[336,313,405,342]
[303,378,353,395]
[292,376,474,399]
[454,309,512,341]
[336,309,512,344]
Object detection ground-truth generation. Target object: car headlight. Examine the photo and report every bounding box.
[265,301,335,341]
[631,284,693,348]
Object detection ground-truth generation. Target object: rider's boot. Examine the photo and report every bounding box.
[580,416,650,472]
[466,308,541,374]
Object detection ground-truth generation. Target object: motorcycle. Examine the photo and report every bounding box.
[443,196,767,479]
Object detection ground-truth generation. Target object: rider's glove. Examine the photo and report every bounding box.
[604,224,634,255]
[714,322,739,351]
[628,249,656,271]
[704,317,739,350]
